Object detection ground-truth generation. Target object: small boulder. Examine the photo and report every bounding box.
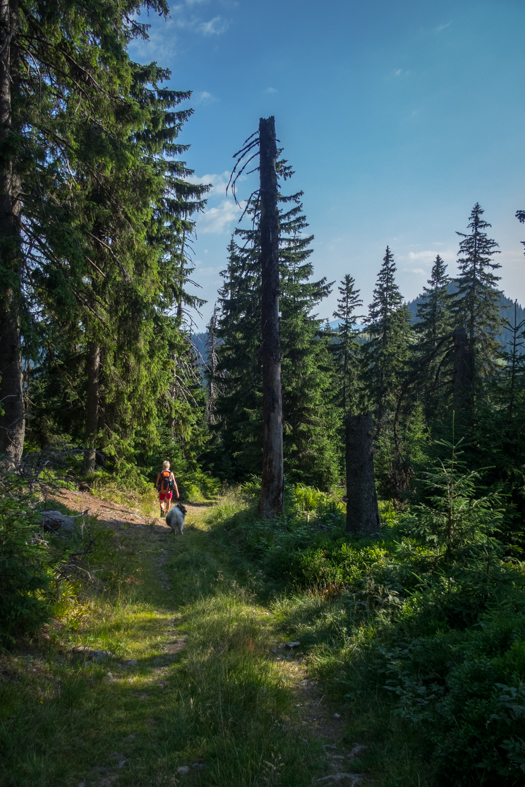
[39,510,75,532]
[72,646,115,662]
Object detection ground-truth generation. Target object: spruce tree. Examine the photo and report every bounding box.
[213,171,339,489]
[363,247,413,495]
[279,201,338,490]
[0,0,171,464]
[213,234,262,479]
[332,274,363,415]
[364,246,411,426]
[18,27,207,471]
[413,255,454,420]
[452,203,502,383]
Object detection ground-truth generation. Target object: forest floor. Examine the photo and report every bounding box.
[0,489,368,787]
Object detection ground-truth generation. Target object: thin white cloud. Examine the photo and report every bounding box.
[400,249,456,264]
[394,68,402,77]
[167,5,229,36]
[198,16,228,35]
[195,265,221,276]
[436,21,452,32]
[265,87,278,94]
[193,90,218,105]
[193,171,230,197]
[197,198,245,234]
[403,267,426,275]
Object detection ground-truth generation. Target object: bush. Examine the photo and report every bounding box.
[0,471,54,645]
[207,465,525,785]
[379,609,525,784]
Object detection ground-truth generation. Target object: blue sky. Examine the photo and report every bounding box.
[129,0,525,331]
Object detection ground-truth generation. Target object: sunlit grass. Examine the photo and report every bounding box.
[0,501,322,787]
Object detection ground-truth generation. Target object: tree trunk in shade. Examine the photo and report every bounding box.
[345,412,380,535]
[452,327,473,412]
[0,0,24,467]
[82,342,100,475]
[258,116,284,518]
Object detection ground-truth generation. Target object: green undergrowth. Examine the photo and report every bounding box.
[3,459,525,786]
[204,471,525,786]
[0,499,322,787]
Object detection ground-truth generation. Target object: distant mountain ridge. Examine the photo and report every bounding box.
[191,286,524,366]
[405,285,525,354]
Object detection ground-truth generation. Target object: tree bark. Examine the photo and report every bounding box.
[345,412,380,535]
[206,305,218,426]
[0,0,24,467]
[258,116,283,518]
[82,342,100,475]
[452,327,473,411]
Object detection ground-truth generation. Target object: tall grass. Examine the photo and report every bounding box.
[203,473,525,786]
[0,496,322,787]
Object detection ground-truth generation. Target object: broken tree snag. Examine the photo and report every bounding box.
[258,116,284,518]
[345,412,380,535]
[452,327,473,412]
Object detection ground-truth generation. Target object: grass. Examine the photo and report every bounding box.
[4,481,521,786]
[0,500,323,787]
[196,487,525,787]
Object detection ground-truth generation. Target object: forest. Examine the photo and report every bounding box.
[1,2,525,786]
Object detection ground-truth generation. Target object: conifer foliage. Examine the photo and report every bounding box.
[211,154,339,490]
[453,203,502,382]
[413,255,454,419]
[364,246,411,427]
[0,0,208,471]
[332,274,363,415]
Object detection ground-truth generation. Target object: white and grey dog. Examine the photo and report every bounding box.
[165,503,187,535]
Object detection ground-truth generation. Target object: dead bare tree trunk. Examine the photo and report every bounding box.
[453,327,473,412]
[82,342,100,475]
[206,305,219,426]
[258,116,283,518]
[0,0,24,467]
[345,412,380,535]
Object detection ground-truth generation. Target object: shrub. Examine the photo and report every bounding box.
[380,610,525,784]
[0,471,53,644]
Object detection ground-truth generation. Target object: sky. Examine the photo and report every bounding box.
[129,0,525,331]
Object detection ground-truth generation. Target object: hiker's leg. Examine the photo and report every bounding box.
[159,495,165,516]
[165,493,172,514]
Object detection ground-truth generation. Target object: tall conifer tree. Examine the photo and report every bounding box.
[9,9,207,470]
[363,247,413,495]
[364,246,411,426]
[213,170,338,489]
[413,255,454,420]
[0,0,171,463]
[452,203,502,383]
[332,274,363,415]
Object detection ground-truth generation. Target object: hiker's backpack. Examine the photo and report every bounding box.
[158,470,173,494]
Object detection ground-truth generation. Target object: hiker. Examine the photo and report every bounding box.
[156,461,179,517]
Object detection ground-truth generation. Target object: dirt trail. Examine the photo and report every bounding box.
[270,649,366,784]
[49,486,205,532]
[50,487,367,785]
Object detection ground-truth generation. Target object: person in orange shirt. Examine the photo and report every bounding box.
[155,460,179,517]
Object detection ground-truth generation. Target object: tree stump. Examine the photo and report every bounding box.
[345,412,380,535]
